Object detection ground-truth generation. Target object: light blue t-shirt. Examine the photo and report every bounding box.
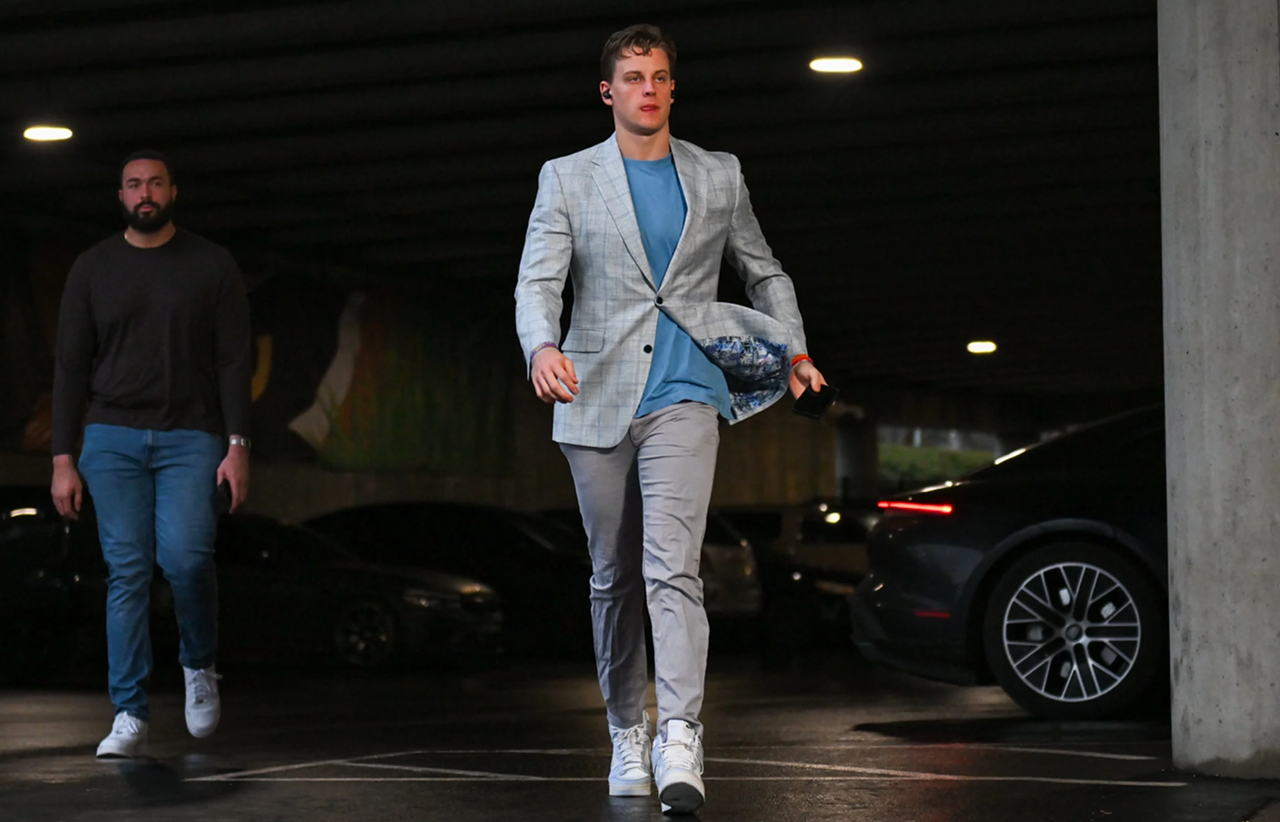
[624,154,732,420]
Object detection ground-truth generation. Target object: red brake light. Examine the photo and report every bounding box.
[877,501,954,515]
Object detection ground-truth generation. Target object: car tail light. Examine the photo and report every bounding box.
[877,501,954,515]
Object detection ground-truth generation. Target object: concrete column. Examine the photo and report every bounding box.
[1160,0,1280,776]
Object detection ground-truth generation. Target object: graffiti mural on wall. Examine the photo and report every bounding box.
[2,248,513,475]
[256,282,511,473]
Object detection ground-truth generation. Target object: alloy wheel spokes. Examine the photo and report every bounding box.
[1002,562,1141,703]
[337,606,392,665]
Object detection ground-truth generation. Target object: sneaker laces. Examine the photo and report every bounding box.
[613,723,649,769]
[111,713,143,736]
[657,735,701,772]
[186,669,222,705]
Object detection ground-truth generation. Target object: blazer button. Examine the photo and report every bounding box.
[655,297,664,305]
[643,344,653,354]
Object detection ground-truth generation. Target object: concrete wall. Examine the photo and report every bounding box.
[1160,0,1280,777]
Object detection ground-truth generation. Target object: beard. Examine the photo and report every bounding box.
[122,199,175,233]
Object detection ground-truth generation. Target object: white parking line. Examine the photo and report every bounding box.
[300,744,1158,760]
[706,756,1184,787]
[189,750,443,782]
[345,762,547,781]
[948,745,1157,761]
[209,775,1185,787]
[188,748,1184,788]
[701,744,1159,761]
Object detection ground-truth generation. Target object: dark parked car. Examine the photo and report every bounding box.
[851,405,1167,719]
[717,503,873,645]
[213,515,502,667]
[305,503,594,654]
[0,488,500,673]
[0,489,108,677]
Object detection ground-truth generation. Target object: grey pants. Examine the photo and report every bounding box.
[560,402,720,738]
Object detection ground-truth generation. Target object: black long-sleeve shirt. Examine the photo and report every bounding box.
[52,229,252,457]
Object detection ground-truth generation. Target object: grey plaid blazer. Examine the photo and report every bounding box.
[514,133,810,448]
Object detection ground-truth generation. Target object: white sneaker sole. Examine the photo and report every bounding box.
[96,740,146,758]
[609,776,652,797]
[659,780,705,814]
[186,706,220,738]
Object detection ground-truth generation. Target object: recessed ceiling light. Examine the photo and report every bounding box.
[967,341,997,354]
[24,125,73,142]
[810,57,863,73]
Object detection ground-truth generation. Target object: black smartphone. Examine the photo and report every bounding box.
[216,479,232,515]
[792,384,839,419]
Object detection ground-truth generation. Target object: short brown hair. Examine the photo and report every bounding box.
[120,149,175,185]
[601,24,677,82]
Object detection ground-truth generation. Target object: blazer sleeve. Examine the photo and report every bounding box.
[722,156,810,356]
[514,160,573,378]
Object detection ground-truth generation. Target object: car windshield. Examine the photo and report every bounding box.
[307,505,578,568]
[285,525,361,563]
[511,513,589,559]
[218,517,360,566]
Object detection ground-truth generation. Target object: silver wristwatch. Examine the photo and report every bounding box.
[229,435,251,450]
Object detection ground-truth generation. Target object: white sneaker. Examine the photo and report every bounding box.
[184,666,222,738]
[652,719,705,814]
[96,712,148,758]
[608,712,653,796]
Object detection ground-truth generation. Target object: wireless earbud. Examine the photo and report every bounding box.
[602,90,612,99]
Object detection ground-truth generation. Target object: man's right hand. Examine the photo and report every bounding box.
[531,347,579,404]
[51,455,83,520]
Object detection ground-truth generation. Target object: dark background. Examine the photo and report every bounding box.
[0,0,1163,461]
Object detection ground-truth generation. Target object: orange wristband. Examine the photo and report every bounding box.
[791,354,812,367]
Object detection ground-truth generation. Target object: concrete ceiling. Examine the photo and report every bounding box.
[0,0,1162,410]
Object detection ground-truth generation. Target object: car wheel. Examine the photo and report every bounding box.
[982,542,1164,720]
[332,600,399,668]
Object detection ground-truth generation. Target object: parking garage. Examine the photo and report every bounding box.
[3,1,1280,820]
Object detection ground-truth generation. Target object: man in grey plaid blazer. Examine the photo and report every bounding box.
[514,24,826,815]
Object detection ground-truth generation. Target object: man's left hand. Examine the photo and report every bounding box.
[790,360,828,399]
[216,444,250,513]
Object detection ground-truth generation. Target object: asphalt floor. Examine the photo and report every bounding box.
[3,645,1280,822]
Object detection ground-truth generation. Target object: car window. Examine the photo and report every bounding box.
[969,406,1164,479]
[514,513,588,558]
[307,508,417,560]
[276,525,358,564]
[0,517,62,548]
[0,524,63,566]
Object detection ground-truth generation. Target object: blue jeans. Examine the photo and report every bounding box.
[79,424,224,721]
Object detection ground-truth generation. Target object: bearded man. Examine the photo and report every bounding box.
[51,149,252,758]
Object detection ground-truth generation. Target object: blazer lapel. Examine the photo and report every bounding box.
[592,134,655,289]
[661,138,708,294]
